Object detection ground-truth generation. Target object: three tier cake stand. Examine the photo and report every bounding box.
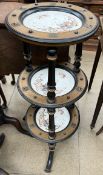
[5,2,99,172]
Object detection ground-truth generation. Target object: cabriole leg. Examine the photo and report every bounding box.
[45,143,56,173]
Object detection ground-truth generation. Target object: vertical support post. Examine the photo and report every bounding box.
[48,108,56,140]
[45,49,57,172]
[74,43,82,73]
[45,107,56,172]
[23,42,33,72]
[47,49,57,103]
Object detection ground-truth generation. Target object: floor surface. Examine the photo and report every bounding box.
[0,46,103,175]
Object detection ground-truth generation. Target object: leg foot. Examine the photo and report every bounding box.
[96,126,103,136]
[0,133,5,148]
[11,81,15,85]
[23,115,26,121]
[45,143,55,173]
[90,124,94,129]
[45,151,54,173]
[11,74,15,85]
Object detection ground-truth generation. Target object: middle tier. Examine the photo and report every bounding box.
[17,62,87,108]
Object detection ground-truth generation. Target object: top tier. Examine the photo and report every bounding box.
[5,2,99,46]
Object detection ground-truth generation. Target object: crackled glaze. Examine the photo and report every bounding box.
[23,11,82,33]
[36,107,70,132]
[30,68,75,97]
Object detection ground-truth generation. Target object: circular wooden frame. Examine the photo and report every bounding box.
[26,105,80,143]
[17,63,88,108]
[5,2,99,46]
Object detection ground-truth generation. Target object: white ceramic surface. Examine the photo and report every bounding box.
[30,68,75,97]
[23,11,82,33]
[36,107,70,132]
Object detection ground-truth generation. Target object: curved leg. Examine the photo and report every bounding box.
[0,86,7,109]
[0,133,5,148]
[45,151,54,173]
[0,133,9,175]
[3,115,31,136]
[45,144,55,173]
[96,126,103,136]
[88,41,101,91]
[0,106,31,137]
[90,81,103,129]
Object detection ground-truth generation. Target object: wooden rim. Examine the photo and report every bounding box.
[17,63,88,108]
[5,2,99,46]
[26,105,80,143]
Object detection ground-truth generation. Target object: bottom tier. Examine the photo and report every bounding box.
[26,105,80,143]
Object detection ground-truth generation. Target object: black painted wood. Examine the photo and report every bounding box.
[47,49,56,103]
[74,43,82,72]
[90,81,103,129]
[88,40,102,91]
[0,85,7,109]
[45,143,56,172]
[23,42,33,72]
[0,98,31,137]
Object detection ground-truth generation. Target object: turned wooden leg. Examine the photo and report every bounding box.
[23,42,33,72]
[73,43,82,73]
[88,41,101,91]
[0,85,7,109]
[11,74,15,85]
[90,81,103,129]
